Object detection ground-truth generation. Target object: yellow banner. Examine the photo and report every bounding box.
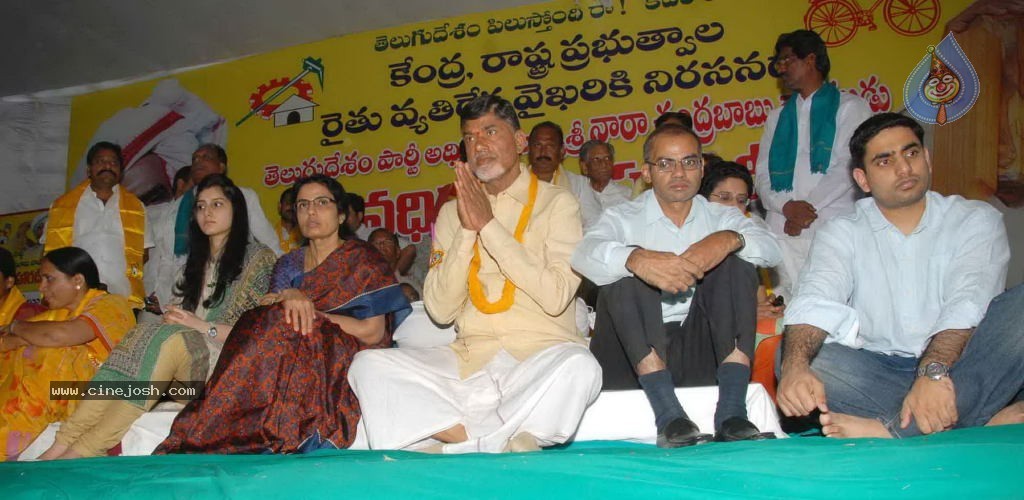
[0,209,49,293]
[69,0,970,243]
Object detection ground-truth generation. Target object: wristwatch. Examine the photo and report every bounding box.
[733,231,745,252]
[207,324,218,339]
[917,361,950,381]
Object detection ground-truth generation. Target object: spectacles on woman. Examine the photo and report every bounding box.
[295,197,336,211]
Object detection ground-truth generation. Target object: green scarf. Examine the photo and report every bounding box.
[173,188,195,256]
[768,83,840,192]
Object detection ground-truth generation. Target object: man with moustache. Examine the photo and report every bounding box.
[527,121,603,229]
[350,95,602,454]
[43,142,154,307]
[777,113,1024,438]
[754,30,872,299]
[573,125,782,446]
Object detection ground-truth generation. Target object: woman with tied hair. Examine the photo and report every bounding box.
[40,174,276,459]
[0,247,135,461]
[157,174,410,454]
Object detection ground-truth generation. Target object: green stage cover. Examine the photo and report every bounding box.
[3,424,1022,499]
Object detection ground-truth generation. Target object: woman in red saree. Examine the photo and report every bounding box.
[156,174,410,454]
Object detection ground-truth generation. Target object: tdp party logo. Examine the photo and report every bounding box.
[903,33,979,126]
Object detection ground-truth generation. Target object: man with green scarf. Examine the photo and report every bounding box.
[753,30,872,300]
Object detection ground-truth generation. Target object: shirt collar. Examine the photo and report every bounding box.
[85,184,119,201]
[864,191,935,234]
[642,190,699,227]
[495,163,533,204]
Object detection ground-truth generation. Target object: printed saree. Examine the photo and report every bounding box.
[0,289,135,460]
[156,240,410,454]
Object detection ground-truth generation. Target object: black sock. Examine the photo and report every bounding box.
[638,369,686,433]
[714,362,750,431]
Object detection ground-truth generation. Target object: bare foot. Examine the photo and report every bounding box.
[987,401,1024,427]
[56,448,83,460]
[506,432,541,453]
[820,412,892,439]
[431,424,468,444]
[36,442,69,461]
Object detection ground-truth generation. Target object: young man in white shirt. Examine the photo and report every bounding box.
[777,112,1024,438]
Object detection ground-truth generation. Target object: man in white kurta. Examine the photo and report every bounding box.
[527,121,604,230]
[579,139,632,217]
[349,96,602,454]
[42,142,154,306]
[754,30,872,299]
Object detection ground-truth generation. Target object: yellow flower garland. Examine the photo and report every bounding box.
[468,173,538,314]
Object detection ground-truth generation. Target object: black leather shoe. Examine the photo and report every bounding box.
[714,417,778,442]
[657,417,713,448]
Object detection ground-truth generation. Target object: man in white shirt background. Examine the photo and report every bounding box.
[754,29,872,299]
[43,141,153,308]
[579,139,632,214]
[777,113,1024,438]
[527,122,603,229]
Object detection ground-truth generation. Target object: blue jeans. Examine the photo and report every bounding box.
[806,284,1024,437]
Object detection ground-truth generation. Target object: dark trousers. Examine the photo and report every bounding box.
[591,255,758,390]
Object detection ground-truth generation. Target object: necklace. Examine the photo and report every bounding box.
[468,173,538,313]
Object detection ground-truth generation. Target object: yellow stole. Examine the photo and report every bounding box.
[277,222,302,253]
[467,173,539,314]
[45,182,146,308]
[0,287,27,325]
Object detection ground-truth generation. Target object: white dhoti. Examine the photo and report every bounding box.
[349,343,602,454]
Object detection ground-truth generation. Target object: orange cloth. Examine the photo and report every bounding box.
[0,289,135,460]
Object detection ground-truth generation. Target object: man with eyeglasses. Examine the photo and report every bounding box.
[753,29,872,300]
[42,141,154,308]
[573,125,782,446]
[527,121,603,229]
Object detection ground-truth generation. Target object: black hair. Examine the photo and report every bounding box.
[86,141,123,166]
[174,174,250,312]
[346,192,365,214]
[579,140,615,162]
[173,166,191,188]
[42,247,106,291]
[0,247,15,280]
[699,160,754,198]
[654,111,694,129]
[293,174,353,240]
[849,112,925,170]
[195,143,228,165]
[368,227,399,248]
[459,94,521,130]
[529,121,564,145]
[279,185,297,206]
[642,124,702,163]
[775,29,830,80]
[138,184,172,205]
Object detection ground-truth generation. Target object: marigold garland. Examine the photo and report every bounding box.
[468,173,538,313]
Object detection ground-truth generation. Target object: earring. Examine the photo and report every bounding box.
[76,285,81,290]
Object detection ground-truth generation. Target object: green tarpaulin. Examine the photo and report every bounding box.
[4,424,1022,499]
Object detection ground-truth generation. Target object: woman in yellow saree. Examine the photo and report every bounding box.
[0,247,135,461]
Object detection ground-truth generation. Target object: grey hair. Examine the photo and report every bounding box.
[579,140,615,162]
